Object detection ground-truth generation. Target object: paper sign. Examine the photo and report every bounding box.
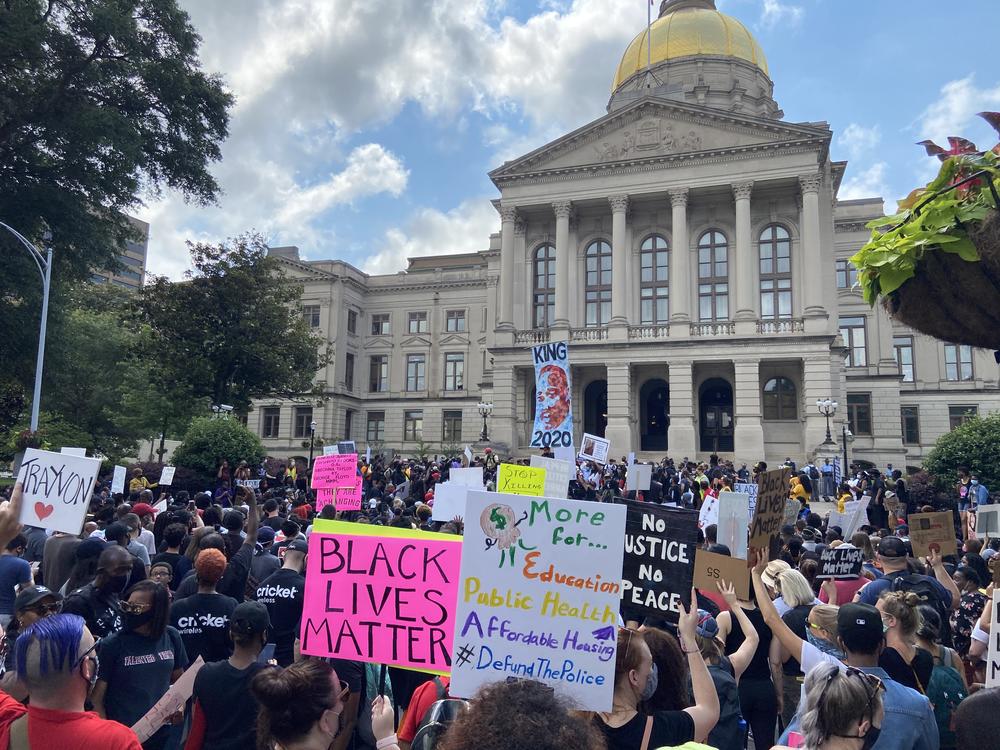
[817,547,865,579]
[323,445,339,455]
[299,523,462,673]
[985,590,1000,688]
[735,482,759,518]
[530,341,574,450]
[431,483,468,522]
[697,493,719,531]
[365,445,371,463]
[159,466,176,486]
[153,499,167,515]
[530,456,574,500]
[693,548,749,601]
[909,511,955,559]
[338,441,356,454]
[553,445,577,464]
[783,499,800,528]
[578,433,610,465]
[311,454,358,489]
[131,656,205,742]
[496,464,546,496]
[464,446,474,465]
[449,467,485,490]
[235,479,261,489]
[626,464,652,493]
[748,468,790,552]
[451,490,626,710]
[626,452,635,466]
[316,474,363,513]
[16,448,100,534]
[841,499,870,538]
[60,447,87,457]
[111,465,127,495]
[718,492,751,560]
[621,503,699,621]
[976,506,1000,539]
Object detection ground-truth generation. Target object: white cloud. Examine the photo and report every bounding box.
[837,123,881,160]
[916,76,1000,146]
[758,0,803,29]
[838,162,890,202]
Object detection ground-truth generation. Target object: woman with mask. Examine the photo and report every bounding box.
[92,581,187,750]
[877,590,931,693]
[594,587,719,750]
[251,660,349,750]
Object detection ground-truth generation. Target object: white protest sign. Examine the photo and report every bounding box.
[976,506,1000,539]
[717,491,751,560]
[449,467,485,490]
[698,493,720,531]
[530,456,575,500]
[986,590,1000,688]
[626,452,636,466]
[158,466,176,486]
[431,482,469,522]
[553,445,577,464]
[60,447,87,457]
[464,445,474,465]
[578,433,610,464]
[626,464,652,493]
[734,482,759,518]
[323,444,339,455]
[16,448,100,534]
[111,465,127,495]
[451,490,626,710]
[132,656,205,742]
[841,498,870,537]
[153,498,167,515]
[235,479,261,489]
[828,510,852,536]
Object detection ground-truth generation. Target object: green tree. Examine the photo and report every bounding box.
[172,416,265,476]
[924,413,1000,491]
[0,0,232,386]
[135,233,329,414]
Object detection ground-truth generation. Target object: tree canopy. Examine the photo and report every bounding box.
[924,413,1000,491]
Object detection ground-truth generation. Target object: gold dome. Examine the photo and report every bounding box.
[612,3,768,91]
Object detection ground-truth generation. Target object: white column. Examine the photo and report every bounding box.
[553,201,572,330]
[492,363,517,452]
[799,174,827,323]
[609,195,629,331]
[668,188,690,337]
[732,181,756,332]
[498,206,517,330]
[604,363,633,455]
[733,359,765,464]
[666,360,696,458]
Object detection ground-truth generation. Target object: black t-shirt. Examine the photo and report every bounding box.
[880,646,933,693]
[151,551,184,591]
[192,659,266,750]
[262,516,285,531]
[175,544,253,603]
[169,592,238,663]
[61,583,123,639]
[255,568,304,666]
[328,658,365,693]
[594,710,695,750]
[781,604,814,676]
[724,604,773,681]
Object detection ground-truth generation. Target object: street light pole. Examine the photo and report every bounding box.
[477,402,493,442]
[1,222,53,432]
[815,398,838,446]
[308,420,317,468]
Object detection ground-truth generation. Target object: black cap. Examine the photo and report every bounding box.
[231,600,270,635]
[878,536,908,558]
[837,603,884,653]
[285,538,309,554]
[14,586,62,613]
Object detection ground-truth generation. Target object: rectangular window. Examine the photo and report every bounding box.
[835,259,858,289]
[262,407,280,439]
[408,312,428,334]
[698,283,728,322]
[302,305,321,328]
[444,353,464,391]
[446,310,466,332]
[347,310,357,335]
[442,410,463,442]
[839,316,867,367]
[369,355,388,393]
[344,353,355,391]
[366,411,385,442]
[893,336,915,383]
[760,278,792,320]
[900,406,920,445]
[403,410,423,441]
[949,405,978,430]
[293,407,313,438]
[846,394,872,436]
[585,290,612,327]
[371,314,391,335]
[406,354,426,391]
[344,409,354,441]
[944,344,973,381]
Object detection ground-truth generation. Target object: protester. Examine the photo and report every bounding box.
[149,560,173,588]
[254,537,306,666]
[776,569,820,725]
[42,530,83,594]
[953,687,1000,748]
[61,545,131,638]
[638,626,691,713]
[0,585,62,700]
[0,534,32,629]
[251,659,349,750]
[950,564,987,657]
[877,590,932,692]
[168,548,237,663]
[151,523,187,590]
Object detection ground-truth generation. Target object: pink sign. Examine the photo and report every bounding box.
[300,524,461,673]
[312,454,358,489]
[315,476,363,513]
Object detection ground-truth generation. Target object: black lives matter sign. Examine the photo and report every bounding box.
[818,547,865,579]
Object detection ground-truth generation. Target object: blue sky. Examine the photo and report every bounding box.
[141,0,1000,279]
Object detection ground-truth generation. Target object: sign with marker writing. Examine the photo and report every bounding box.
[497,464,546,496]
[734,482,759,517]
[748,468,790,553]
[693,548,750,601]
[323,445,339,456]
[909,511,955,559]
[621,502,698,621]
[132,657,204,743]
[626,464,652,493]
[817,547,865,579]
[697,493,719,531]
[316,474,363,513]
[16,448,100,534]
[530,456,574,500]
[578,433,610,465]
[111,465,127,495]
[717,492,751,560]
[312,454,358,490]
[986,590,1000,688]
[300,521,462,673]
[976,506,1000,540]
[451,490,626,710]
[235,479,261,489]
[337,441,357,455]
[158,466,176,486]
[783,499,800,528]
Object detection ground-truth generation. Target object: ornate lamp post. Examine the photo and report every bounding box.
[308,420,317,468]
[816,398,837,445]
[842,423,854,479]
[477,402,493,442]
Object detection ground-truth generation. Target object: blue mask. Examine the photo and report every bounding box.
[807,630,846,661]
[972,480,980,486]
[640,662,658,702]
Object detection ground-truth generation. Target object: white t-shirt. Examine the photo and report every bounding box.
[799,639,845,675]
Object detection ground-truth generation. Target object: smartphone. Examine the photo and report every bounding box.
[257,643,276,665]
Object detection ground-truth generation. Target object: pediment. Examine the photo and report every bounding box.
[490,98,830,182]
[400,335,432,348]
[438,334,471,347]
[362,337,395,351]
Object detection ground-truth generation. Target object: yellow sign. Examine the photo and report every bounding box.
[496,463,547,496]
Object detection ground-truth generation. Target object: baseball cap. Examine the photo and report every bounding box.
[256,527,276,544]
[878,536,908,558]
[761,559,790,590]
[131,503,157,518]
[837,603,884,654]
[231,600,270,635]
[14,586,62,613]
[285,538,309,554]
[696,610,719,640]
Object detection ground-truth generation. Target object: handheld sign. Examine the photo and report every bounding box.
[783,499,800,528]
[311,454,358,490]
[529,341,573,450]
[578,433,610,465]
[693,549,750,601]
[977,506,1000,540]
[323,445,339,456]
[235,479,261,489]
[449,467,485,490]
[717,492,751,561]
[158,466,176,486]
[748,468,790,555]
[817,547,865,579]
[60,447,87,457]
[908,511,955,559]
[463,446,474,465]
[734,482,759,517]
[697,493,719,531]
[496,464,546,496]
[451,490,626,711]
[337,441,357,455]
[132,657,205,742]
[529,457,574,500]
[986,590,1000,688]
[17,448,100,534]
[621,503,699,621]
[431,483,469,522]
[111,465,127,495]
[625,464,652,493]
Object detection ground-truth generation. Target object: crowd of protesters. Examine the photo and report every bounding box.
[0,446,996,750]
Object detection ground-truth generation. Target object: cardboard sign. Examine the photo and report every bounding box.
[693,548,750,601]
[132,656,205,742]
[578,433,610,465]
[111,465,127,495]
[300,522,462,673]
[817,547,865,579]
[735,482,759,518]
[985,590,1000,688]
[235,479,261,489]
[621,503,699,621]
[16,448,101,534]
[431,483,469,522]
[311,454,358,489]
[626,464,652,493]
[748,468,790,552]
[908,511,955,558]
[451,490,626,711]
[717,492,751,560]
[496,464,546,496]
[158,466,176,486]
[529,340,574,450]
[530,456,574,500]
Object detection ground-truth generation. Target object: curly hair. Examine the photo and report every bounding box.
[194,548,227,585]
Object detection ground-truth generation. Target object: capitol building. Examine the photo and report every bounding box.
[253,0,999,470]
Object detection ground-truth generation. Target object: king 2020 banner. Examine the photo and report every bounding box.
[530,341,573,450]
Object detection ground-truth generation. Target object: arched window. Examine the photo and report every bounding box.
[532,244,555,328]
[640,235,669,324]
[697,230,728,321]
[759,224,792,319]
[585,240,612,326]
[762,377,797,420]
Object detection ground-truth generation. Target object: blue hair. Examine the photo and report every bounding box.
[15,613,85,678]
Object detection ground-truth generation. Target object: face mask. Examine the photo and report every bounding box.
[861,726,881,750]
[639,663,658,702]
[807,630,845,660]
[105,574,129,594]
[972,480,980,486]
[124,610,155,631]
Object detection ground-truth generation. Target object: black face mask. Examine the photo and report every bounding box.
[861,726,880,750]
[105,574,130,594]
[124,610,155,631]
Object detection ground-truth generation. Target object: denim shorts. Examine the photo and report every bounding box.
[959,501,971,512]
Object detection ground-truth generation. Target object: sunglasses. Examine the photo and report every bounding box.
[72,639,101,674]
[818,666,885,718]
[120,601,152,615]
[621,627,640,665]
[26,602,62,617]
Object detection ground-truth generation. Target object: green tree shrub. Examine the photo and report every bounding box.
[924,413,1000,491]
[172,417,265,477]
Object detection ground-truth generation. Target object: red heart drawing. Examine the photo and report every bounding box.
[34,502,54,521]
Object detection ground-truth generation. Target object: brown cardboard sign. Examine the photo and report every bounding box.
[693,548,750,601]
[908,511,955,559]
[749,468,791,552]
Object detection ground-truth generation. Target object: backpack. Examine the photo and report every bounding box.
[809,465,821,480]
[705,658,744,750]
[927,646,966,749]
[889,574,953,647]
